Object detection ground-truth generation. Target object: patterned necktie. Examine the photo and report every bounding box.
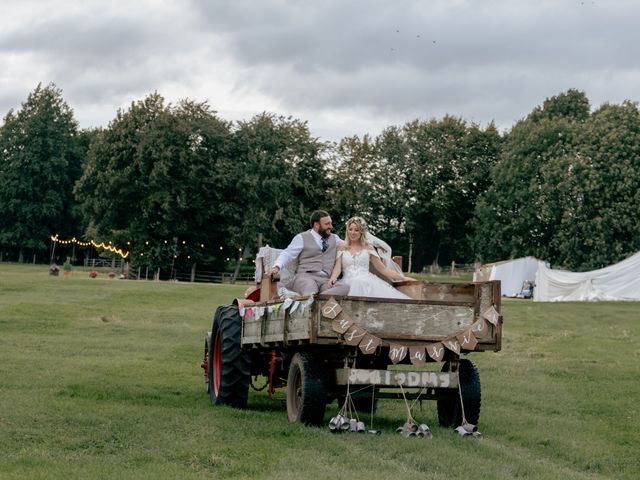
[321,237,328,253]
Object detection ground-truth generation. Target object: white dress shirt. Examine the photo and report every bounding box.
[274,229,344,270]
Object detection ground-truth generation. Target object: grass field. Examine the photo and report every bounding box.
[1,263,638,479]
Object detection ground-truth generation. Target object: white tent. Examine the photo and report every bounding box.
[534,251,640,301]
[473,256,540,297]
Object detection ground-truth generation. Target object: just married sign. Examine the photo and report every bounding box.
[322,297,498,364]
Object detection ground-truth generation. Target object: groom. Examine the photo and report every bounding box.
[270,210,350,297]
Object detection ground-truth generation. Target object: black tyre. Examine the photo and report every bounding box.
[208,305,251,408]
[437,359,481,427]
[286,352,328,426]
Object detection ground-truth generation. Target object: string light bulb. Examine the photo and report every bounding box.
[51,235,129,259]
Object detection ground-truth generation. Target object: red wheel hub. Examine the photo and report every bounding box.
[213,330,222,396]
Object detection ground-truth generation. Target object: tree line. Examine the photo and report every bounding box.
[1,83,639,273]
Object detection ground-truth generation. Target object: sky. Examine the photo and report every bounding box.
[1,0,639,142]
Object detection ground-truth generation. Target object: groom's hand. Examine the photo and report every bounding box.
[269,266,280,278]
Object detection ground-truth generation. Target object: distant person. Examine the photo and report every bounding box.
[270,210,350,297]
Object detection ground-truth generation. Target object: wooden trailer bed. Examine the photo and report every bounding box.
[241,280,502,353]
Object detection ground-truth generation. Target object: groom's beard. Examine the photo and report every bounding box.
[319,227,332,238]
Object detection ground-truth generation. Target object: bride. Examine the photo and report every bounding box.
[327,216,412,299]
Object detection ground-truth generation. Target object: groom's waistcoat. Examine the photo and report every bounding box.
[297,231,337,274]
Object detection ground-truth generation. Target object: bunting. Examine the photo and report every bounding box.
[322,297,498,364]
[239,295,499,365]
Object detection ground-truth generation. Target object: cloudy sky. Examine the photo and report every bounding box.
[1,0,638,142]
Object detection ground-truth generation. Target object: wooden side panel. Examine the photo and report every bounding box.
[317,298,475,341]
[257,255,278,302]
[472,280,502,351]
[395,280,424,300]
[476,282,495,318]
[242,302,312,345]
[259,275,278,302]
[422,283,476,302]
[241,281,502,351]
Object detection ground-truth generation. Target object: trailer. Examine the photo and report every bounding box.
[201,254,502,427]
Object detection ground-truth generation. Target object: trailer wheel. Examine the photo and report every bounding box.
[437,359,481,427]
[208,305,251,408]
[286,352,327,426]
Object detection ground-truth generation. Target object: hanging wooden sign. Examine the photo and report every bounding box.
[444,338,461,354]
[409,346,427,365]
[482,305,500,326]
[322,298,343,319]
[343,325,367,346]
[359,334,381,355]
[471,318,488,337]
[388,344,408,364]
[331,312,354,334]
[457,329,478,350]
[426,342,445,361]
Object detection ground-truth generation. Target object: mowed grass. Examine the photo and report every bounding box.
[1,264,638,479]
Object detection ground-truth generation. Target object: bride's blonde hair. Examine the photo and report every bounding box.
[344,216,369,248]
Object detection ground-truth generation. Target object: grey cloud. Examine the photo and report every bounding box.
[0,7,206,117]
[196,0,640,133]
[192,0,640,73]
[1,17,149,60]
[2,0,640,140]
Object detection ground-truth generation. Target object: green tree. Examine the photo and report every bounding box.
[472,90,588,264]
[326,134,378,230]
[370,126,415,254]
[328,127,419,253]
[404,116,500,271]
[530,88,590,123]
[223,113,329,255]
[328,119,499,272]
[75,93,233,272]
[550,101,640,269]
[0,83,83,262]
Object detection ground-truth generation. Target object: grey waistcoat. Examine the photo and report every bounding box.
[297,231,337,274]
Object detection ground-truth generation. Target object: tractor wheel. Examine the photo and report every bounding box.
[208,305,251,408]
[203,332,212,393]
[437,359,481,427]
[286,352,328,426]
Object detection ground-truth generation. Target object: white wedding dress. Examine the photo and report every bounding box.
[338,249,409,299]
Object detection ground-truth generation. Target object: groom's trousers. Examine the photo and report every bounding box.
[292,272,350,297]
